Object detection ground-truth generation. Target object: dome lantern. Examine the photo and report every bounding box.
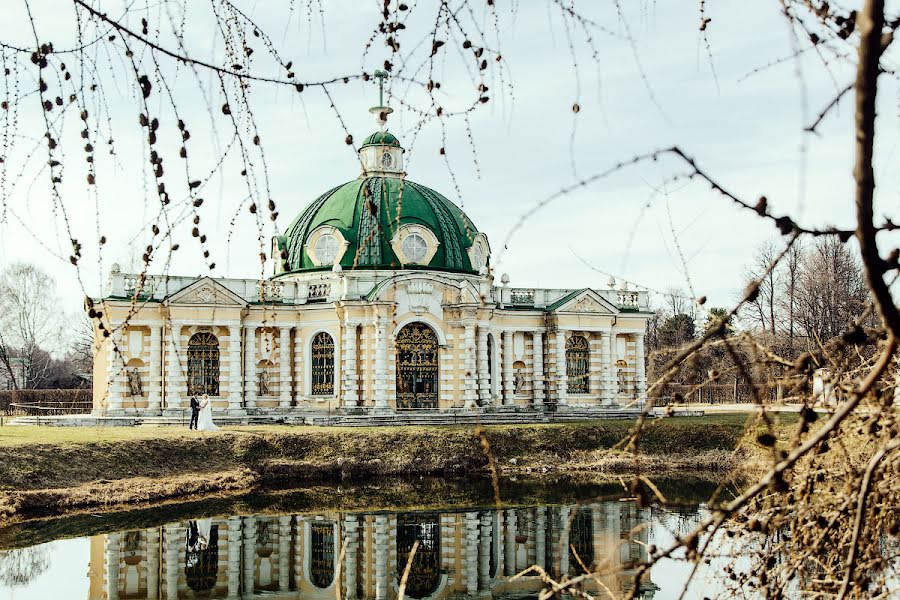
[360,70,404,177]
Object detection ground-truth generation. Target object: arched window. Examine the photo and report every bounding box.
[569,508,594,574]
[311,332,335,395]
[310,522,335,588]
[566,334,590,394]
[187,332,219,396]
[396,515,441,598]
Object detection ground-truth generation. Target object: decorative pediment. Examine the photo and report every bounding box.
[167,277,247,306]
[553,289,618,315]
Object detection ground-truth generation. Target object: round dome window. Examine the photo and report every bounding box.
[401,233,428,263]
[314,234,340,265]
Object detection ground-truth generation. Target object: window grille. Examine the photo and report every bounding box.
[310,522,335,588]
[566,334,590,394]
[187,332,219,396]
[311,332,335,395]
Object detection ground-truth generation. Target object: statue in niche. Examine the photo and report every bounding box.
[513,368,525,394]
[617,368,626,394]
[258,369,271,396]
[128,368,143,397]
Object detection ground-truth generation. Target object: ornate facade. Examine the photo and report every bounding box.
[89,503,658,599]
[91,106,652,417]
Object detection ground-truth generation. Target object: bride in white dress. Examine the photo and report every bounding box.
[196,394,220,431]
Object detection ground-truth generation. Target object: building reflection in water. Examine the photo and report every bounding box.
[89,502,658,599]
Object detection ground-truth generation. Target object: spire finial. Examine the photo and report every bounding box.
[369,69,393,127]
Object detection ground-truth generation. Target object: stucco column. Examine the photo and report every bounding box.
[531,332,544,407]
[344,515,359,599]
[147,326,162,414]
[465,512,479,595]
[374,515,389,600]
[502,331,514,405]
[463,322,478,408]
[244,326,257,410]
[146,528,160,600]
[373,316,389,410]
[278,327,292,408]
[106,330,125,413]
[165,324,183,411]
[535,507,547,570]
[600,331,613,405]
[504,510,517,576]
[163,526,179,600]
[609,332,619,405]
[478,513,491,589]
[226,325,243,412]
[105,532,120,600]
[477,327,490,406]
[227,517,241,598]
[559,507,570,576]
[278,516,292,591]
[635,332,646,401]
[243,516,257,596]
[555,330,568,406]
[343,321,359,407]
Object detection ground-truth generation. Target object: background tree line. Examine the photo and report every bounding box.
[0,263,91,390]
[645,235,874,399]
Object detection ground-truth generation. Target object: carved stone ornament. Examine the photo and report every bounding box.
[570,296,603,313]
[406,281,434,314]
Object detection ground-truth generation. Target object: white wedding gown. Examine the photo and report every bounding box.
[196,400,220,431]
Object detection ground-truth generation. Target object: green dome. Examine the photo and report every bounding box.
[280,177,480,273]
[361,131,401,148]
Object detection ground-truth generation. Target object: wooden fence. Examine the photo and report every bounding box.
[1,389,92,416]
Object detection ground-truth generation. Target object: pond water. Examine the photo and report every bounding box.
[0,477,731,600]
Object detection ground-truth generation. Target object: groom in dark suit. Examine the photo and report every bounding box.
[189,396,200,430]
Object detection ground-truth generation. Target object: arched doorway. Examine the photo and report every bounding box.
[187,332,219,396]
[395,323,439,409]
[396,515,441,598]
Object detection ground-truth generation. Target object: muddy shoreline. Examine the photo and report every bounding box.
[0,419,759,522]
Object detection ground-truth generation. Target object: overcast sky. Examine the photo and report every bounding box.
[1,1,897,319]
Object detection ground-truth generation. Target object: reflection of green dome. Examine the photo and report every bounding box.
[279,177,480,273]
[361,131,401,148]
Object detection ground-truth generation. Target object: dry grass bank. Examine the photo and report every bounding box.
[0,414,796,520]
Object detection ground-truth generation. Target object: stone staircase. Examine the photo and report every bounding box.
[5,407,656,427]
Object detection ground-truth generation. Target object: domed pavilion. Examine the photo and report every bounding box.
[92,92,653,421]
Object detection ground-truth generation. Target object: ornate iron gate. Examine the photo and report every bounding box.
[395,323,439,409]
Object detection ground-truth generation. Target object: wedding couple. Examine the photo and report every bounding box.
[189,394,219,431]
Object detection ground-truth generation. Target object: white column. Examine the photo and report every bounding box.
[635,332,646,401]
[147,326,162,413]
[503,510,517,576]
[600,331,613,405]
[609,332,619,405]
[478,513,491,589]
[278,516,292,591]
[532,332,544,407]
[343,321,359,407]
[106,330,125,412]
[226,325,243,412]
[244,326,257,410]
[278,327,292,408]
[105,532,121,600]
[374,515,389,600]
[243,517,257,596]
[344,515,359,599]
[373,316,389,410]
[465,512,479,595]
[535,507,547,570]
[559,507,570,576]
[164,526,179,600]
[463,322,478,408]
[477,327,490,405]
[227,517,242,598]
[502,331,514,405]
[165,325,183,411]
[146,528,160,600]
[555,330,568,406]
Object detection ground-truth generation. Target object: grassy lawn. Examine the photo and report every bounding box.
[0,413,792,447]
